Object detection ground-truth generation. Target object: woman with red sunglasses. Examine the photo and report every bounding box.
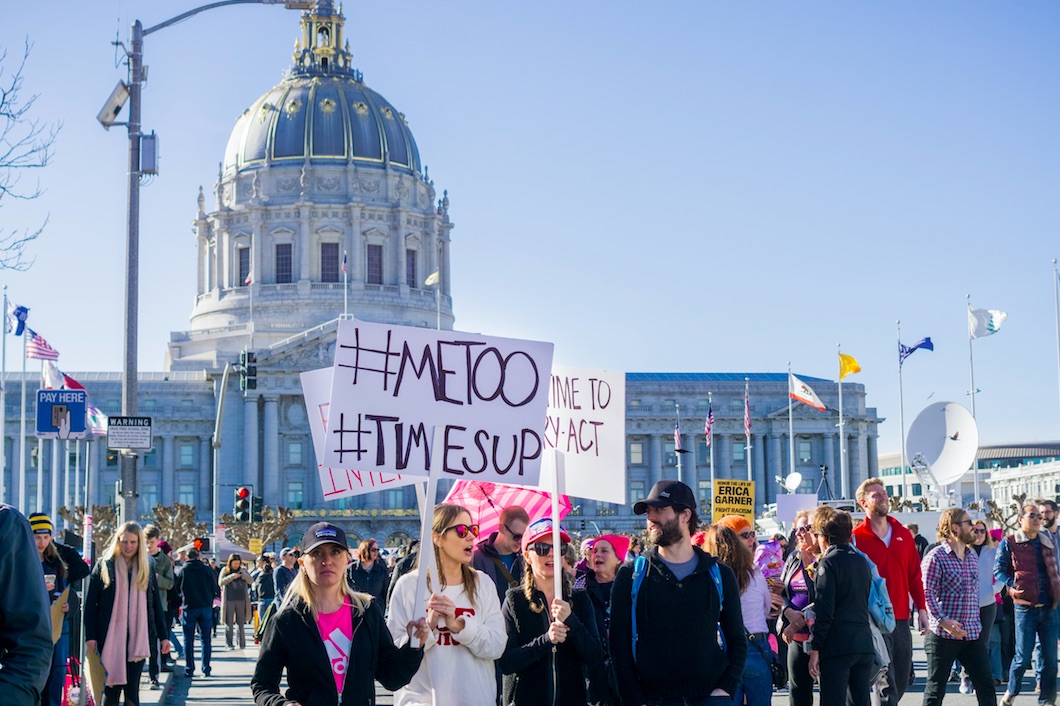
[497,518,606,705]
[387,503,506,706]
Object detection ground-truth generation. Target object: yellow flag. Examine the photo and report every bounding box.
[424,271,439,286]
[839,353,862,380]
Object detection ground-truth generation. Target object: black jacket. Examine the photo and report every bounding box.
[177,559,219,610]
[472,533,525,606]
[0,505,52,706]
[809,543,873,658]
[609,546,747,705]
[346,559,390,604]
[498,586,605,706]
[84,558,168,650]
[251,596,422,706]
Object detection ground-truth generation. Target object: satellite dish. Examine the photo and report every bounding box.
[784,472,803,492]
[906,402,979,486]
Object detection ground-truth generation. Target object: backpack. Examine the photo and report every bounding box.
[630,553,725,665]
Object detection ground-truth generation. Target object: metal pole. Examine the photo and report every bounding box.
[50,438,58,530]
[967,295,980,506]
[343,249,349,319]
[837,344,846,499]
[213,363,233,538]
[898,320,909,502]
[708,391,715,497]
[745,378,752,482]
[675,404,683,486]
[74,440,81,510]
[119,20,144,523]
[63,440,70,522]
[435,283,441,330]
[1054,259,1060,428]
[18,333,26,513]
[0,286,6,505]
[787,363,794,482]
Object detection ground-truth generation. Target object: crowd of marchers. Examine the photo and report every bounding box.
[2,478,1060,706]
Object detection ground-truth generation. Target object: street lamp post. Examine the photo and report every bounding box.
[103,0,313,521]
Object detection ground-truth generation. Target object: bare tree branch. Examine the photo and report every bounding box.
[0,39,61,271]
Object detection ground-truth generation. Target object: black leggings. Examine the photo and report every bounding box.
[101,659,145,706]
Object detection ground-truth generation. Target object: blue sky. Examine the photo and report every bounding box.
[1,2,1058,456]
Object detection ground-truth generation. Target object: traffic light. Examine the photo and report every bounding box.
[234,487,251,522]
[252,495,264,523]
[193,537,211,552]
[239,350,257,392]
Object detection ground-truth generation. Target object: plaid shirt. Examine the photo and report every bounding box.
[922,542,982,640]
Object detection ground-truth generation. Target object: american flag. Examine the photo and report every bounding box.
[743,386,752,436]
[341,252,348,276]
[26,329,59,361]
[704,404,714,446]
[674,421,683,452]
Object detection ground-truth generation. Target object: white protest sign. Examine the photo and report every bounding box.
[301,367,421,500]
[323,320,554,486]
[544,365,626,504]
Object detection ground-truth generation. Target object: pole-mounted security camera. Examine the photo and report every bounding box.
[96,80,130,129]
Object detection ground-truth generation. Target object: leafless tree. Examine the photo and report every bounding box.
[151,502,209,550]
[58,505,119,554]
[0,39,60,270]
[220,505,295,549]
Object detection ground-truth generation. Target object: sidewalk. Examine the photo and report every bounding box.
[150,626,258,706]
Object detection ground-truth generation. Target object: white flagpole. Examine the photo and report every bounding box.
[744,378,752,482]
[837,344,847,500]
[897,321,909,503]
[787,363,795,482]
[343,250,349,319]
[966,295,980,507]
[248,273,255,350]
[550,450,565,601]
[50,437,58,531]
[74,440,81,511]
[1054,259,1060,427]
[0,286,6,505]
[18,333,26,513]
[62,439,70,526]
[708,392,715,497]
[675,403,684,486]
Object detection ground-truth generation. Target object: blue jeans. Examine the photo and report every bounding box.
[43,630,69,706]
[989,621,1003,682]
[735,637,775,706]
[1008,604,1058,702]
[182,607,213,673]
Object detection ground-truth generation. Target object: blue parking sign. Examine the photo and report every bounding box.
[36,389,88,439]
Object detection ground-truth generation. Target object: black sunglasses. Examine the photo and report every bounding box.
[973,528,987,534]
[504,522,524,542]
[443,523,480,539]
[529,542,569,557]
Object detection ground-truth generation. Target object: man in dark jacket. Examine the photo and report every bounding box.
[609,480,747,706]
[273,548,297,599]
[0,504,52,706]
[995,503,1060,706]
[472,506,529,605]
[177,548,219,677]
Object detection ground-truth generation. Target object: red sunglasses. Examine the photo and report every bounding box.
[443,523,480,539]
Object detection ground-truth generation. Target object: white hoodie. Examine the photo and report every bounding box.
[386,568,506,706]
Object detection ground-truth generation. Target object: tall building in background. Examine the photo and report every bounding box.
[1,2,880,546]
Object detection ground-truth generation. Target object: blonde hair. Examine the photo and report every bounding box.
[422,503,479,609]
[855,477,886,504]
[101,522,150,591]
[279,545,371,618]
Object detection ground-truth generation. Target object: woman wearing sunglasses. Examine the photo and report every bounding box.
[779,509,821,706]
[251,522,427,706]
[703,524,776,706]
[387,504,506,706]
[498,518,605,705]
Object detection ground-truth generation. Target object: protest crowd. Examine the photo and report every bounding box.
[4,478,1060,706]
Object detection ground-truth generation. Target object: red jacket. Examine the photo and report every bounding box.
[852,515,926,620]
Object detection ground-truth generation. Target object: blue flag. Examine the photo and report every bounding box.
[899,337,934,365]
[5,303,28,336]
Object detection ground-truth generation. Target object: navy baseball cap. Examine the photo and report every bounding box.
[301,522,349,554]
[633,480,696,515]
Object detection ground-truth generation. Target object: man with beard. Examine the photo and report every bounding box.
[609,480,747,706]
[995,504,1060,706]
[852,477,929,706]
[921,509,996,706]
[1034,499,1060,694]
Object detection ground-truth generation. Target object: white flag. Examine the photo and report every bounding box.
[424,271,439,286]
[789,373,826,411]
[968,307,1007,339]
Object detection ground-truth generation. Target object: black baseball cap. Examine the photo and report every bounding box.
[301,522,349,554]
[633,480,696,515]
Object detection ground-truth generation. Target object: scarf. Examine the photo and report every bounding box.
[100,555,150,685]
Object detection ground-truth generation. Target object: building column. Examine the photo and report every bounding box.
[200,436,212,517]
[161,436,174,506]
[823,434,835,478]
[686,434,699,500]
[768,433,782,483]
[244,397,259,495]
[866,433,878,478]
[649,434,663,488]
[263,397,280,505]
[754,432,767,508]
[299,209,311,281]
[718,434,732,480]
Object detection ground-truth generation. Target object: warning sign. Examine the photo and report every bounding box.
[712,479,755,524]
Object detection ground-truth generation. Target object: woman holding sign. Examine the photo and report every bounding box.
[498,518,605,705]
[387,504,506,706]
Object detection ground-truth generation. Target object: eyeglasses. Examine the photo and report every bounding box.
[1025,513,1043,520]
[504,523,524,542]
[954,519,974,526]
[795,526,812,534]
[443,523,480,539]
[529,542,570,557]
[973,528,987,534]
[370,547,380,553]
[738,531,755,540]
